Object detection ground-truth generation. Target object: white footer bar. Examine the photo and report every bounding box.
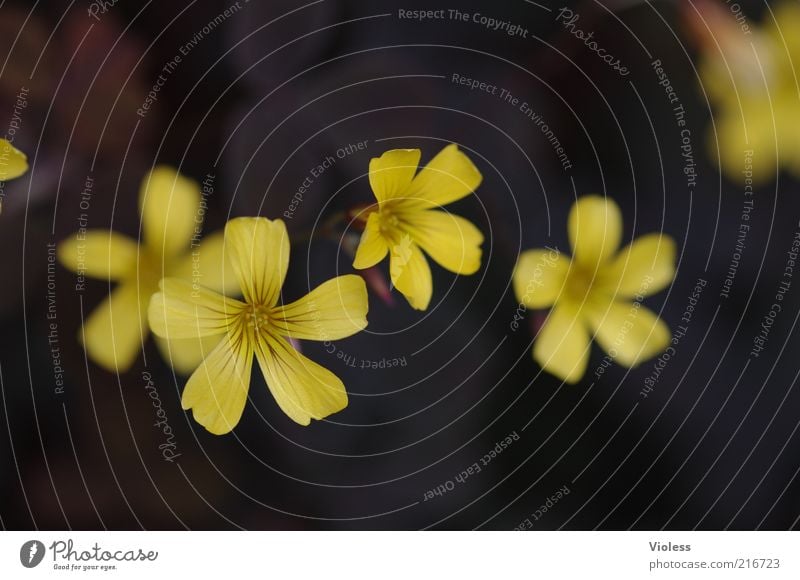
[1,531,797,578]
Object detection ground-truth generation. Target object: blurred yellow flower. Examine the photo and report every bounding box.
[353,144,484,310]
[149,217,368,434]
[696,0,800,183]
[58,166,237,373]
[513,196,675,384]
[0,138,27,182]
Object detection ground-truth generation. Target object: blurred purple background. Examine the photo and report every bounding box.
[0,0,798,530]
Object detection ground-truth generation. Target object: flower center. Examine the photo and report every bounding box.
[379,211,401,233]
[564,265,596,303]
[137,252,166,294]
[353,200,408,240]
[376,202,406,236]
[242,304,272,334]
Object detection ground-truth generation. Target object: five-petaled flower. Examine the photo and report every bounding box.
[148,217,369,435]
[513,195,676,384]
[352,144,484,310]
[58,166,237,373]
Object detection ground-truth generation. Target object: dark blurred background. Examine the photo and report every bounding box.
[0,0,798,530]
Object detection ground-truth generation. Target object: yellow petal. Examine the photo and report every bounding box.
[0,139,27,181]
[225,217,289,307]
[712,106,776,186]
[181,326,254,435]
[81,283,148,372]
[255,332,348,425]
[271,275,368,341]
[139,166,200,259]
[389,237,433,310]
[768,2,800,66]
[568,195,622,269]
[600,234,676,298]
[404,144,483,209]
[149,278,245,340]
[779,101,800,174]
[404,209,483,275]
[584,300,671,367]
[368,149,420,203]
[353,212,388,269]
[513,249,569,308]
[169,231,240,296]
[533,302,590,384]
[154,334,223,375]
[57,231,139,280]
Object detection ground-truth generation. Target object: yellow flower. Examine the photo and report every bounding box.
[697,0,800,184]
[58,166,237,373]
[352,144,484,310]
[0,138,27,182]
[513,196,675,384]
[148,217,368,434]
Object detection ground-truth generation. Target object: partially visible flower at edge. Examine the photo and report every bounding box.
[352,144,484,311]
[0,138,28,212]
[691,0,800,184]
[58,166,238,373]
[148,217,369,434]
[0,138,27,182]
[513,195,676,384]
